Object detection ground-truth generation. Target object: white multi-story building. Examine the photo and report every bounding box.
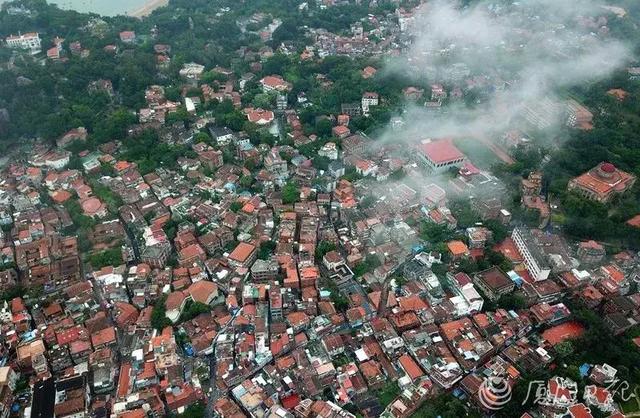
[361,92,379,115]
[318,142,339,160]
[512,227,551,281]
[565,99,593,129]
[179,62,205,81]
[5,32,41,53]
[447,272,484,317]
[0,301,12,323]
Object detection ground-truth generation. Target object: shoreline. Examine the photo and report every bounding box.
[129,0,169,18]
[0,0,171,18]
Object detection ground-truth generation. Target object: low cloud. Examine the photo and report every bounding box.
[378,0,632,145]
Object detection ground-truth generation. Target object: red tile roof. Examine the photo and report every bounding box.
[567,403,592,418]
[281,394,301,410]
[246,108,274,124]
[120,410,146,418]
[447,240,469,256]
[398,354,424,380]
[56,326,87,346]
[91,326,116,348]
[494,237,524,262]
[165,291,187,311]
[260,75,290,89]
[332,125,350,136]
[114,302,139,327]
[397,295,427,311]
[418,139,464,164]
[187,280,218,304]
[228,242,256,263]
[117,362,131,399]
[627,214,640,228]
[571,163,635,196]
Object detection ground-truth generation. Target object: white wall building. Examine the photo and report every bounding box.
[361,92,379,116]
[447,272,484,316]
[512,227,551,281]
[5,32,41,53]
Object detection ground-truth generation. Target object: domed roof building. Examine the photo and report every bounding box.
[568,162,636,203]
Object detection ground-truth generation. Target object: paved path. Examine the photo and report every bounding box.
[477,136,515,165]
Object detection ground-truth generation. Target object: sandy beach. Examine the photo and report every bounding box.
[129,0,169,18]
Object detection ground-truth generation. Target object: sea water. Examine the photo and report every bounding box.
[1,0,150,16]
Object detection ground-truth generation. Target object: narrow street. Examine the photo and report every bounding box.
[204,308,243,418]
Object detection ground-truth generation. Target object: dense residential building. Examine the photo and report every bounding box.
[448,272,484,316]
[1,3,639,418]
[228,242,258,268]
[577,240,606,265]
[473,267,515,301]
[251,259,279,281]
[0,367,17,418]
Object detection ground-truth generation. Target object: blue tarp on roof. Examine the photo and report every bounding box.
[507,270,524,287]
[579,363,591,377]
[452,388,466,399]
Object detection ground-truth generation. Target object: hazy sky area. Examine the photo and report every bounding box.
[379,0,632,144]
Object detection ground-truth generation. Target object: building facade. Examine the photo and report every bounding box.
[512,227,551,281]
[568,162,636,203]
[416,140,465,174]
[5,32,41,53]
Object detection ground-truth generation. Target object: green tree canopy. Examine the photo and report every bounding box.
[281,182,300,204]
